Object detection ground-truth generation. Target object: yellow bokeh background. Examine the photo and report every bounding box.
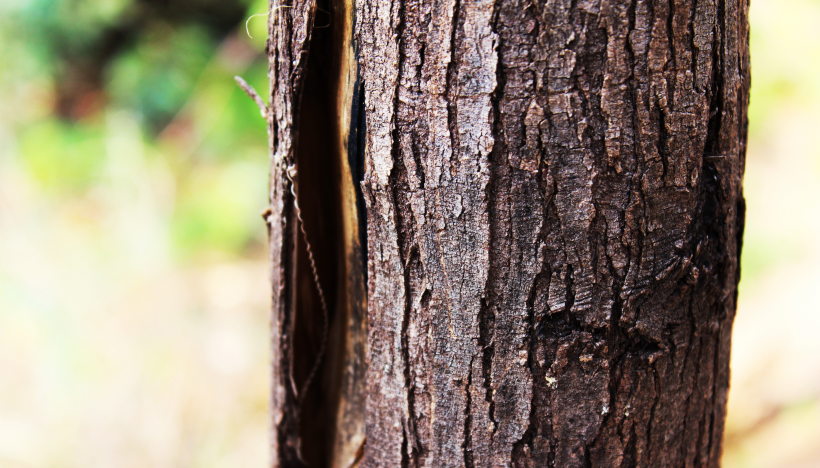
[0,0,817,466]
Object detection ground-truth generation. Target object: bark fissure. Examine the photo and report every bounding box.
[464,355,476,468]
[446,0,463,174]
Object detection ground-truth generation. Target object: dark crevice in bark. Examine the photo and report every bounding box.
[734,196,746,287]
[400,248,416,468]
[445,0,463,164]
[583,446,593,468]
[657,104,670,182]
[599,238,626,451]
[538,307,575,339]
[563,265,576,320]
[645,362,662,464]
[704,71,723,157]
[688,0,699,81]
[620,426,637,468]
[479,296,497,419]
[706,406,717,461]
[698,155,724,267]
[389,0,408,263]
[410,139,426,190]
[417,42,427,85]
[463,356,475,468]
[626,0,637,52]
[625,334,663,357]
[401,426,410,468]
[665,0,676,73]
[352,79,369,285]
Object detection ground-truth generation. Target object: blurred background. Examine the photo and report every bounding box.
[0,0,271,466]
[0,0,817,466]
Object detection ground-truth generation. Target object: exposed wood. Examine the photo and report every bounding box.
[328,0,369,464]
[267,0,367,465]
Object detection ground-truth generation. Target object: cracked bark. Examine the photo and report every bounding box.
[357,0,748,466]
[268,0,748,465]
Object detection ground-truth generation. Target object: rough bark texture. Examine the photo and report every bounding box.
[267,0,314,462]
[356,0,748,466]
[267,0,749,465]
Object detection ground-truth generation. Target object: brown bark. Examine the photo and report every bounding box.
[266,0,749,466]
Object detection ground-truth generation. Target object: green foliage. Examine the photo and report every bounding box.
[106,24,215,129]
[18,120,107,193]
[0,0,270,260]
[172,160,268,258]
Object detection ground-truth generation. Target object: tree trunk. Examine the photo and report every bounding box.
[265,0,749,466]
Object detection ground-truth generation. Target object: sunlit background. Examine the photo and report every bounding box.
[0,0,817,466]
[0,0,271,465]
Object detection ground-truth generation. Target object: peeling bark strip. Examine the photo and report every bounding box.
[267,0,317,462]
[356,0,749,466]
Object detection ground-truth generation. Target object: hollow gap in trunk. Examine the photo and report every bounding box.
[292,0,365,464]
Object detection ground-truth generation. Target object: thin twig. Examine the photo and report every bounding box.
[285,165,329,409]
[234,76,268,119]
[314,6,332,29]
[245,5,294,38]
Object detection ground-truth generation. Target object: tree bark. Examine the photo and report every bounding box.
[266,0,749,466]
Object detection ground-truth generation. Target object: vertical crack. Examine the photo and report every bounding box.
[463,356,475,468]
[658,103,670,182]
[402,426,410,468]
[445,0,463,159]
